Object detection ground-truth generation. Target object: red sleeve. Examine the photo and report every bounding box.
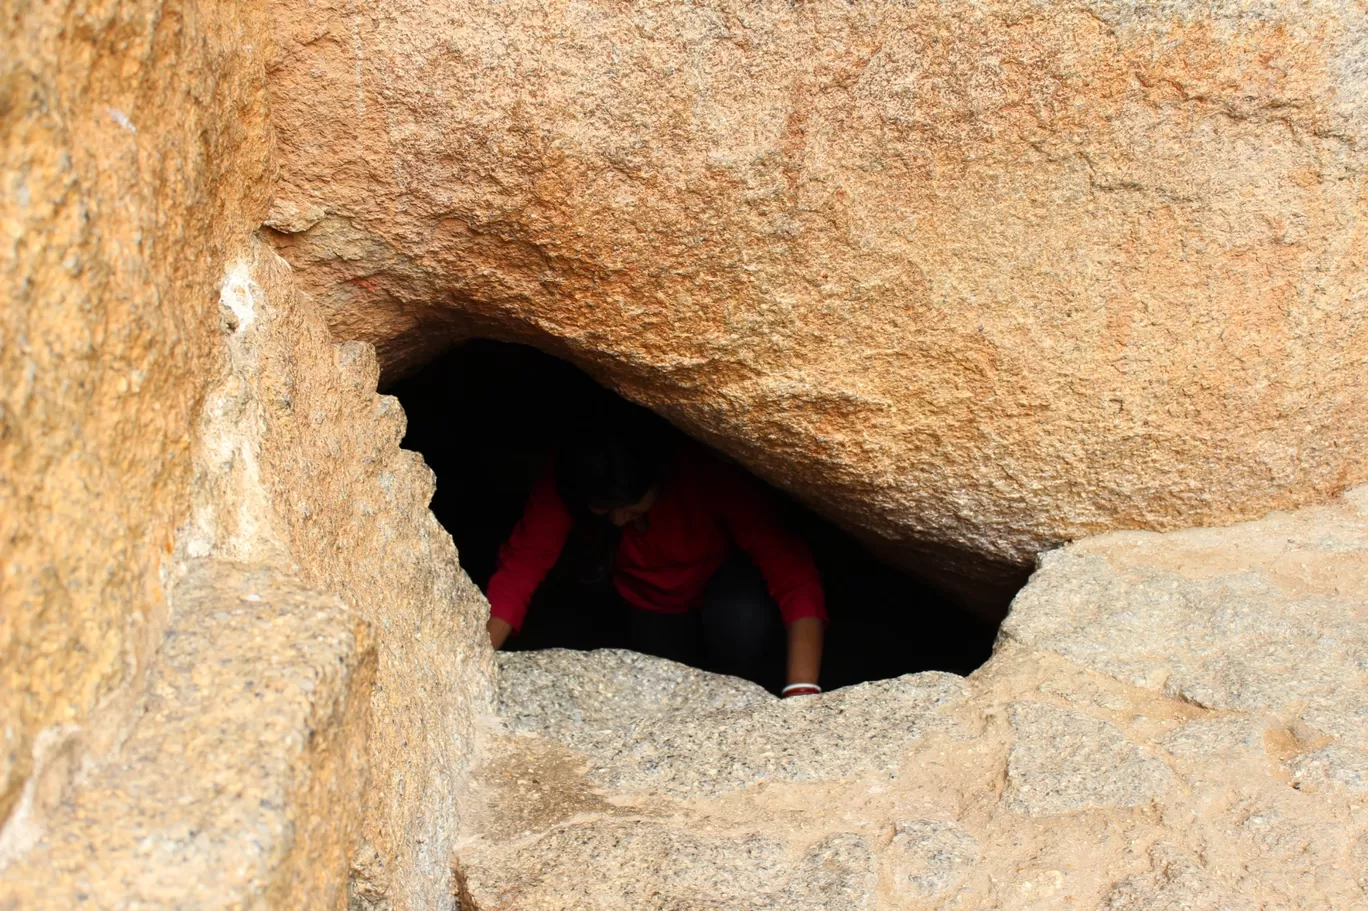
[701,457,828,626]
[485,458,573,632]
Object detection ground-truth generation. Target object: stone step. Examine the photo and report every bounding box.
[0,562,374,911]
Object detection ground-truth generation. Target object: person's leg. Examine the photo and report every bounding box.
[697,554,787,691]
[626,607,704,668]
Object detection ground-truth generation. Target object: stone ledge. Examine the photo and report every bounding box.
[457,486,1368,910]
[0,562,375,911]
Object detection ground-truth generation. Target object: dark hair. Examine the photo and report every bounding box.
[554,404,673,516]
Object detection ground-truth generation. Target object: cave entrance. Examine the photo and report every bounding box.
[391,340,1001,691]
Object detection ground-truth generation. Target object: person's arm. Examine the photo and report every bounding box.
[487,616,514,649]
[484,458,573,648]
[786,617,824,693]
[705,460,828,693]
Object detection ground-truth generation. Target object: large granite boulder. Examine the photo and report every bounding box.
[0,234,495,909]
[264,0,1368,606]
[457,485,1368,909]
[1,4,493,892]
[1,0,274,840]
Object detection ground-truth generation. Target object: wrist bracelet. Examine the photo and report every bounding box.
[782,683,821,695]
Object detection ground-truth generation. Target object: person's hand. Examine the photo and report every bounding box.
[487,617,513,650]
[781,683,821,698]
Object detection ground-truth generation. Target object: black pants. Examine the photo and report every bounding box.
[625,555,787,693]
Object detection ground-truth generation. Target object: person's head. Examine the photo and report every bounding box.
[555,407,671,527]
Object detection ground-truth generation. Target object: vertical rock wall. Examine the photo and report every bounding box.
[231,244,496,909]
[0,0,275,846]
[1,4,493,907]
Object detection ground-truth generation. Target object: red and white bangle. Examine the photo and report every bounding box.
[781,683,822,697]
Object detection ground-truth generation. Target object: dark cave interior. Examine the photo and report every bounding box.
[391,339,1006,692]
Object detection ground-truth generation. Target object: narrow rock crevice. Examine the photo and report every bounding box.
[390,339,1008,690]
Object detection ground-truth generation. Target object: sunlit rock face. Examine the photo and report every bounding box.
[0,0,275,850]
[460,487,1368,911]
[0,5,492,907]
[5,1,1368,908]
[264,0,1368,609]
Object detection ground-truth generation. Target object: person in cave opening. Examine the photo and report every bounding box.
[484,410,827,698]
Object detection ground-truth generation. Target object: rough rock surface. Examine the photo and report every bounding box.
[265,0,1368,606]
[180,242,497,909]
[1,5,493,907]
[458,485,1368,909]
[0,564,375,910]
[1,0,274,835]
[7,1,1368,907]
[1,233,495,908]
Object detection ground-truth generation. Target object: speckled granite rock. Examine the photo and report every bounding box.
[8,1,1368,906]
[0,564,374,910]
[1,0,274,840]
[180,241,497,909]
[1000,485,1368,753]
[887,819,980,901]
[1004,701,1175,815]
[498,649,971,797]
[2,234,495,909]
[1101,843,1255,911]
[2,25,494,898]
[458,486,1368,910]
[266,0,1368,608]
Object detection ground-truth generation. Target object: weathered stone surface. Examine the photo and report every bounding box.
[499,649,971,797]
[0,564,373,910]
[265,0,1368,607]
[1288,744,1368,795]
[1157,716,1273,764]
[1,0,274,837]
[8,0,1368,906]
[1101,843,1254,911]
[459,487,1368,910]
[1000,487,1368,751]
[3,230,495,908]
[498,648,772,739]
[2,5,495,898]
[464,823,875,911]
[1004,701,1174,816]
[182,241,497,909]
[887,819,980,900]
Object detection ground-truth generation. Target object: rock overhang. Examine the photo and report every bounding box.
[261,0,1368,610]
